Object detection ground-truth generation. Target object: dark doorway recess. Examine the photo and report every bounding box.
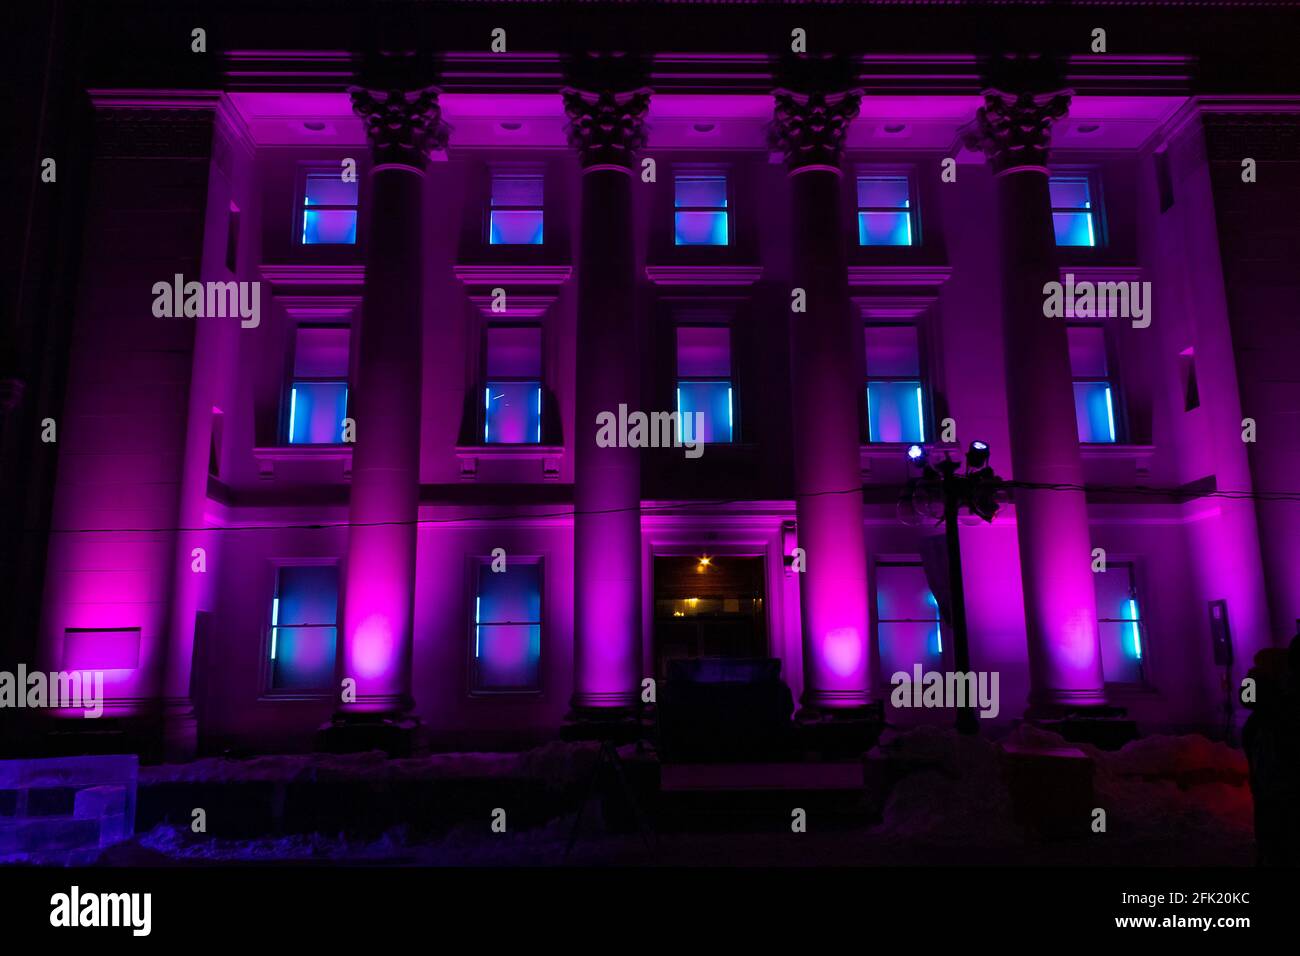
[652,555,767,678]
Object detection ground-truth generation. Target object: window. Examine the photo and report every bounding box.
[856,175,915,246]
[488,174,544,245]
[287,327,349,444]
[1049,174,1098,247]
[270,565,338,691]
[675,326,733,443]
[876,562,942,680]
[1067,325,1117,443]
[865,325,925,443]
[1095,562,1146,684]
[674,175,729,246]
[473,560,542,693]
[485,326,542,444]
[300,171,358,245]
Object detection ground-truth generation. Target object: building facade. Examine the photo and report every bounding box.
[5,2,1298,757]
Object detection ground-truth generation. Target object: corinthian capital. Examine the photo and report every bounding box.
[349,85,450,168]
[561,87,651,171]
[964,87,1071,175]
[768,88,862,172]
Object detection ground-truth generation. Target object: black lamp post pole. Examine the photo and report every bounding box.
[938,460,979,735]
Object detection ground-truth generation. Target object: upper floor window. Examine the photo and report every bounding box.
[300,171,358,245]
[1067,325,1117,443]
[876,561,942,681]
[856,175,915,246]
[484,325,542,444]
[269,565,339,691]
[287,326,349,445]
[865,324,925,443]
[1094,561,1146,684]
[473,559,542,693]
[1049,174,1098,247]
[488,174,544,245]
[675,325,733,443]
[674,175,729,246]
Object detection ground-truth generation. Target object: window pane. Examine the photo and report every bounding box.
[865,326,920,377]
[867,381,924,443]
[475,562,541,692]
[294,327,350,379]
[1099,622,1144,683]
[1095,566,1140,622]
[857,176,910,209]
[489,210,544,245]
[676,326,732,377]
[858,211,913,246]
[485,382,542,444]
[303,175,358,207]
[878,622,941,678]
[289,382,348,444]
[675,210,729,246]
[1067,326,1109,377]
[1052,211,1095,247]
[491,175,543,207]
[1049,177,1091,210]
[876,565,935,622]
[674,176,727,208]
[677,381,733,443]
[272,566,338,690]
[486,326,542,378]
[302,209,357,245]
[1073,382,1116,443]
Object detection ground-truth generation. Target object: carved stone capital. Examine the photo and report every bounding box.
[349,85,450,168]
[768,88,862,172]
[561,87,651,170]
[965,87,1072,175]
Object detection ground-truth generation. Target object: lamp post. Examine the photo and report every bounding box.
[901,442,1004,735]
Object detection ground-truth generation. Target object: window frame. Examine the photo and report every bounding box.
[863,321,929,445]
[468,555,545,697]
[672,170,733,248]
[1066,322,1124,444]
[1094,559,1149,686]
[854,170,919,248]
[283,324,351,446]
[1048,170,1105,249]
[873,558,946,687]
[295,164,361,247]
[674,322,736,444]
[262,559,340,699]
[481,323,545,445]
[485,169,546,247]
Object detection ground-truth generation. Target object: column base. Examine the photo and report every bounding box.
[315,713,421,757]
[1022,704,1139,751]
[161,698,198,762]
[561,707,642,745]
[794,702,884,757]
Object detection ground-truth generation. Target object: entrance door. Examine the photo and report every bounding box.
[652,555,767,678]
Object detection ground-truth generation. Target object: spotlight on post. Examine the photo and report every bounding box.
[965,440,990,471]
[906,443,927,465]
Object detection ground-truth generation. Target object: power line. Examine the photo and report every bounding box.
[22,476,1300,536]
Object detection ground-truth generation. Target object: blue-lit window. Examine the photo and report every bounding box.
[287,326,349,444]
[865,325,925,443]
[857,175,915,246]
[300,171,358,245]
[876,562,943,681]
[1095,562,1146,684]
[270,565,338,691]
[674,175,729,246]
[488,174,544,245]
[484,325,542,444]
[473,560,542,693]
[1050,175,1098,247]
[676,325,733,443]
[1068,325,1117,443]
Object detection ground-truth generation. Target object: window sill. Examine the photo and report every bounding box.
[252,445,353,480]
[1080,443,1154,475]
[455,444,564,482]
[257,691,335,703]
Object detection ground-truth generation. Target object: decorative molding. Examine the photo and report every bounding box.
[769,88,862,171]
[259,264,366,290]
[1057,265,1144,283]
[852,295,942,320]
[561,87,651,170]
[847,265,953,288]
[465,294,558,318]
[454,446,565,482]
[964,87,1071,175]
[453,264,572,286]
[252,446,353,480]
[349,85,450,168]
[644,264,764,287]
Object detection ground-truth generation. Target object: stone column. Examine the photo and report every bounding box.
[335,83,447,722]
[770,88,873,712]
[563,85,650,715]
[966,73,1106,712]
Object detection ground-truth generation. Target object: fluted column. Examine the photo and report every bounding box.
[563,85,650,714]
[966,70,1106,711]
[770,87,873,711]
[337,82,447,716]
